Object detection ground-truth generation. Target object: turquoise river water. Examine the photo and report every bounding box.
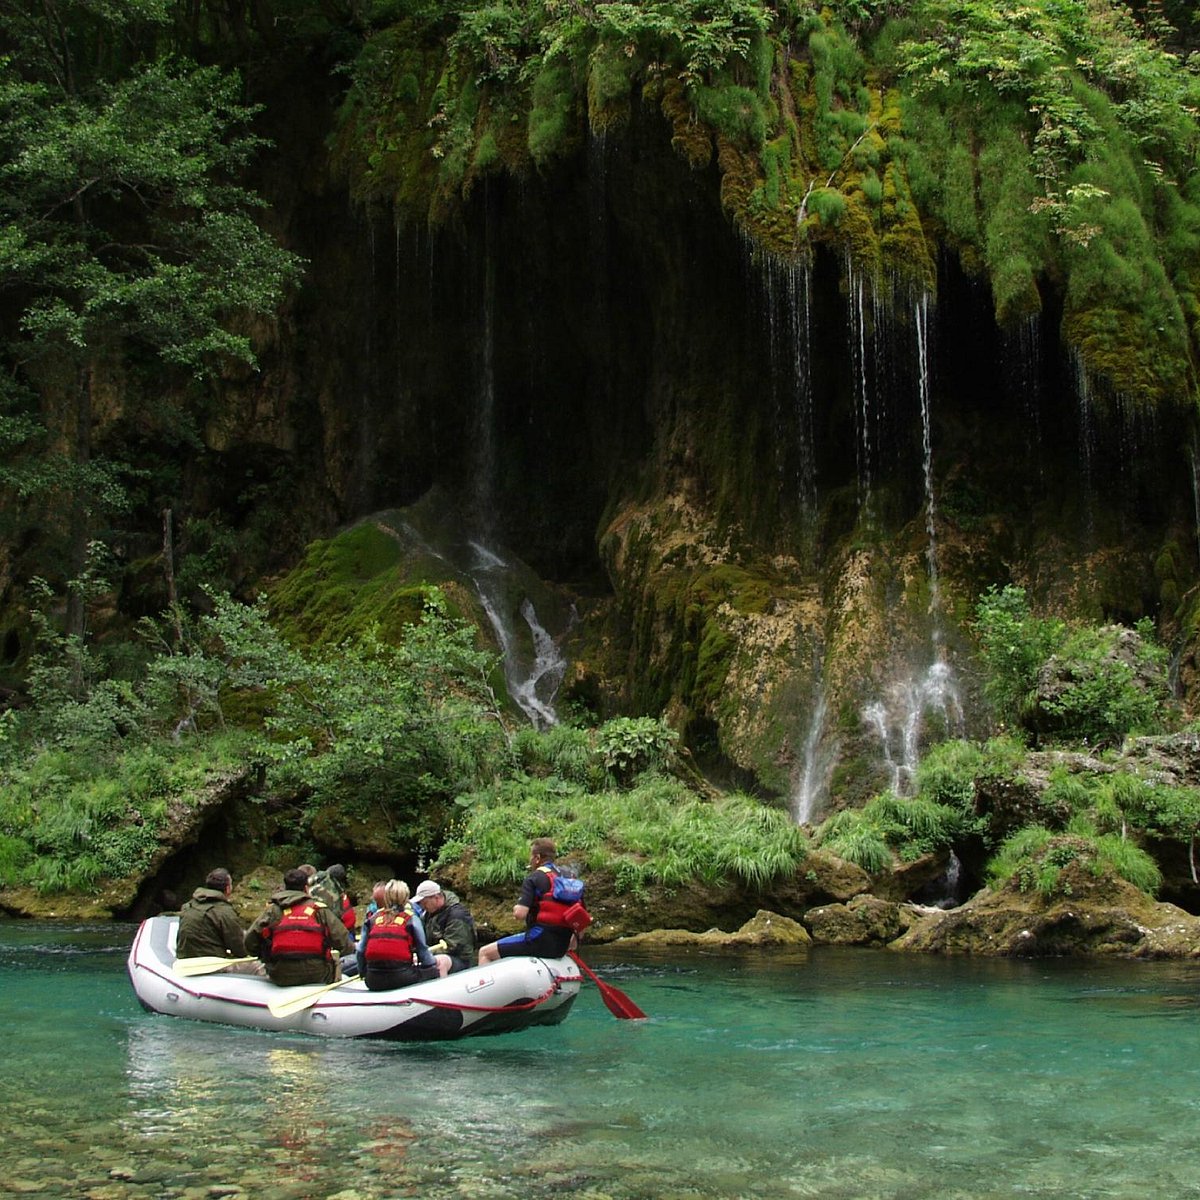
[2,921,1200,1199]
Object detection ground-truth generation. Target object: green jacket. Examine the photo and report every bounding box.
[176,887,246,960]
[244,888,354,986]
[422,888,477,965]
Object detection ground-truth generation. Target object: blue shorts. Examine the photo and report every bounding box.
[496,925,572,958]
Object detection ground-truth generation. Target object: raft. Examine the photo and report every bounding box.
[128,915,581,1040]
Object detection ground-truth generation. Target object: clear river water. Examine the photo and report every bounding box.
[3,920,1199,1200]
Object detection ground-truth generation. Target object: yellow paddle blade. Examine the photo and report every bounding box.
[266,975,355,1019]
[174,955,258,977]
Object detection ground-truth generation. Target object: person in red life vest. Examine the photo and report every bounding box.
[244,867,354,987]
[357,879,442,991]
[478,837,578,964]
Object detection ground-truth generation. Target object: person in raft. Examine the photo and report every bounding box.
[175,868,264,975]
[412,879,477,974]
[244,867,354,986]
[477,837,577,964]
[357,879,443,991]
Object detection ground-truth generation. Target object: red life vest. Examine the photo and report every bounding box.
[268,902,331,960]
[340,895,355,933]
[535,867,579,929]
[364,910,416,965]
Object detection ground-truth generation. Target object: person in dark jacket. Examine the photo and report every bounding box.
[477,838,575,964]
[412,880,476,974]
[176,869,263,975]
[244,868,354,986]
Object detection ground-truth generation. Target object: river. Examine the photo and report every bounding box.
[2,921,1199,1198]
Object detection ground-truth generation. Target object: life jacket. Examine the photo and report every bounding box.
[340,894,355,933]
[536,866,591,933]
[268,902,331,961]
[364,910,416,966]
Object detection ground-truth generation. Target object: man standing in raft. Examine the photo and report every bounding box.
[477,838,580,964]
[245,867,354,986]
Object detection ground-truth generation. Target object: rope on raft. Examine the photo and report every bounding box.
[405,975,581,1014]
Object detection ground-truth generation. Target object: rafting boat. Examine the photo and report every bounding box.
[128,915,581,1040]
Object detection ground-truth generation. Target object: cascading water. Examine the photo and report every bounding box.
[862,660,963,795]
[793,683,835,825]
[466,542,565,730]
[1073,351,1097,538]
[915,293,939,621]
[464,215,566,728]
[847,258,874,509]
[860,291,963,795]
[761,254,817,519]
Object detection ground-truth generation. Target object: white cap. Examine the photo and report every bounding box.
[413,880,442,901]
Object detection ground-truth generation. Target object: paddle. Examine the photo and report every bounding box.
[267,974,357,1019]
[569,951,647,1020]
[174,955,259,977]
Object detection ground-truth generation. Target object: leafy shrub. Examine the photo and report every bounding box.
[595,716,679,782]
[973,585,1065,728]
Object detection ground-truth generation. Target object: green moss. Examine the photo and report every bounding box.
[528,60,579,167]
[268,523,438,648]
[587,39,635,134]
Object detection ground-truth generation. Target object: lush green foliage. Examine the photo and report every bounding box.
[973,585,1066,727]
[973,586,1169,745]
[0,0,301,638]
[439,770,808,894]
[816,790,960,871]
[985,821,1162,897]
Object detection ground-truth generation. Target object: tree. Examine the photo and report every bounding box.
[0,0,300,643]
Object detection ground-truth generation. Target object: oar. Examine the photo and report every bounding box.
[174,955,259,977]
[267,975,357,1019]
[569,951,646,1020]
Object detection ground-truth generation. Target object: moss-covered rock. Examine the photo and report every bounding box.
[891,863,1200,958]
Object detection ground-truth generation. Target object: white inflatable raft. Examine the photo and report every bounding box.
[128,915,581,1040]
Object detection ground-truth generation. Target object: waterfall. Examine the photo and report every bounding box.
[793,684,835,825]
[1072,351,1096,538]
[759,254,817,522]
[914,293,939,623]
[1191,437,1200,565]
[467,542,565,730]
[847,259,874,508]
[862,661,964,796]
[860,295,962,791]
[473,244,498,533]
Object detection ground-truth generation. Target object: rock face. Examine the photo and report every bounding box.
[804,895,914,947]
[615,909,812,951]
[891,865,1200,958]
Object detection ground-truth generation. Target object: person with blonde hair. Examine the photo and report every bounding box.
[357,880,441,991]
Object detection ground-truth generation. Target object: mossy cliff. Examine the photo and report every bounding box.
[332,0,1199,409]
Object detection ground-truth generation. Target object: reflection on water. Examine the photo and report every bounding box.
[2,923,1200,1197]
